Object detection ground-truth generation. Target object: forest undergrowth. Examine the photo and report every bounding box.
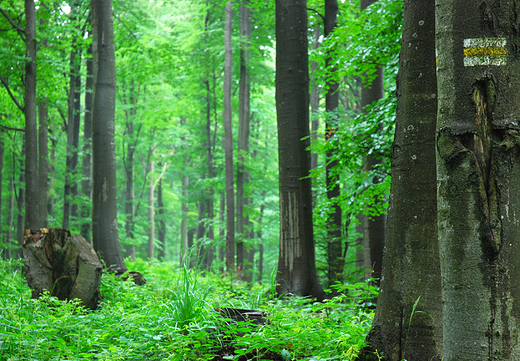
[0,259,376,360]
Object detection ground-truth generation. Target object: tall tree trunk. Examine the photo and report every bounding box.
[196,199,206,267]
[24,0,38,230]
[219,192,226,268]
[122,79,138,259]
[63,6,82,230]
[157,178,166,261]
[274,0,324,300]
[205,82,215,270]
[237,0,252,278]
[91,0,126,272]
[81,43,93,240]
[436,0,520,358]
[180,172,189,266]
[37,101,49,227]
[223,0,235,272]
[362,1,441,360]
[147,158,155,260]
[310,24,320,203]
[5,177,14,260]
[324,0,343,288]
[0,131,3,249]
[47,128,57,219]
[360,0,385,285]
[16,143,25,258]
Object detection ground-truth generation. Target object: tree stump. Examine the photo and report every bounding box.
[22,229,103,310]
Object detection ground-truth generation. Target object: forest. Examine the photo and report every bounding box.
[2,0,520,360]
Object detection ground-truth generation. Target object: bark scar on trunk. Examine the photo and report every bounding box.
[470,79,501,258]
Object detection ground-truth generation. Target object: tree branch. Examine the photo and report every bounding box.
[0,73,24,112]
[0,8,25,41]
[0,124,24,132]
[307,7,325,21]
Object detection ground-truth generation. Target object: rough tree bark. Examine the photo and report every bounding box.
[436,0,520,359]
[91,0,126,272]
[361,1,442,360]
[274,0,324,300]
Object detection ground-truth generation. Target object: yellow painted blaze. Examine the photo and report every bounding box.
[464,47,507,57]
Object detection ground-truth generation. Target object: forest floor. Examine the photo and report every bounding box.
[0,258,375,360]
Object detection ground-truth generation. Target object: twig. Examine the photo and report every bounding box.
[307,7,325,21]
[0,124,24,132]
[0,73,24,112]
[0,8,25,41]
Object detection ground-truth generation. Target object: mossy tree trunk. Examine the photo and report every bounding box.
[436,0,520,359]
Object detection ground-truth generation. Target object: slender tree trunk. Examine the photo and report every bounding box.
[16,144,25,258]
[47,128,57,219]
[24,0,38,230]
[5,177,14,260]
[436,0,520,358]
[237,0,252,278]
[157,178,166,261]
[122,79,138,258]
[360,0,385,285]
[37,101,48,227]
[180,172,189,266]
[63,7,82,230]
[275,0,324,300]
[91,0,126,272]
[147,158,155,260]
[219,192,225,268]
[0,131,3,248]
[310,24,320,202]
[205,84,215,270]
[223,0,235,272]
[324,0,343,288]
[362,1,441,360]
[81,43,93,240]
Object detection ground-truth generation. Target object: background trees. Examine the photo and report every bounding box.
[0,0,400,290]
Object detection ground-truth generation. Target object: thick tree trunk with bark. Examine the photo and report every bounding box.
[22,229,102,310]
[91,0,126,272]
[24,0,38,230]
[436,0,520,359]
[362,1,442,360]
[274,0,324,300]
[223,0,235,272]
